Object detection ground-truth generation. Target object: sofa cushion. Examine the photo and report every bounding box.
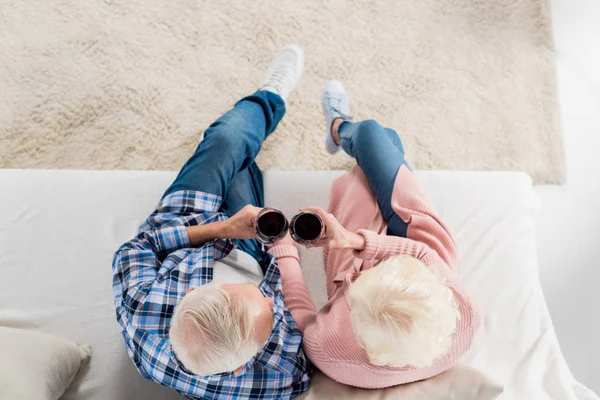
[0,326,90,400]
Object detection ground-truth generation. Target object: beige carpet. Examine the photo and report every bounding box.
[0,0,564,183]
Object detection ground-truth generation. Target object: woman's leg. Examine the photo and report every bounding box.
[337,119,410,237]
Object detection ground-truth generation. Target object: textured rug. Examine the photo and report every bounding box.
[0,0,564,183]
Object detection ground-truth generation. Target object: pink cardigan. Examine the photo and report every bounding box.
[269,165,481,389]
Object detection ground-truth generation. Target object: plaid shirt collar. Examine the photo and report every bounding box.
[112,191,312,400]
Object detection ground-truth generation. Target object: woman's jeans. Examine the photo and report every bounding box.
[163,90,410,262]
[338,120,410,237]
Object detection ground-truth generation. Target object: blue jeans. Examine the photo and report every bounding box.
[164,90,409,262]
[338,120,410,237]
[163,90,286,263]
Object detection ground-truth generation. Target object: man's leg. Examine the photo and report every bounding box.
[219,162,266,264]
[162,44,304,200]
[163,90,284,199]
[321,80,409,237]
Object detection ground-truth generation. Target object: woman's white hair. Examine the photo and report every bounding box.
[348,255,458,368]
[169,282,260,376]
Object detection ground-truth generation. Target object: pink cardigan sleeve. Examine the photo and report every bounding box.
[268,244,317,331]
[352,229,430,262]
[268,244,332,367]
[391,166,459,271]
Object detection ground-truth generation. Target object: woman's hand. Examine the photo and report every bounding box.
[221,205,262,239]
[272,231,295,247]
[298,206,366,250]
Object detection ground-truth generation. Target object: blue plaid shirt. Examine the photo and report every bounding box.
[112,190,312,399]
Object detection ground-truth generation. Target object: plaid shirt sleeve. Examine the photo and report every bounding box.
[113,225,190,307]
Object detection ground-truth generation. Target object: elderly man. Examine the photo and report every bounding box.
[112,45,311,400]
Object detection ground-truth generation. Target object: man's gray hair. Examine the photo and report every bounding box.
[169,282,260,375]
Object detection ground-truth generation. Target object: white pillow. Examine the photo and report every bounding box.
[299,364,503,400]
[0,327,91,400]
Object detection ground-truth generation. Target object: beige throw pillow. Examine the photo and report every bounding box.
[0,327,91,400]
[299,364,503,400]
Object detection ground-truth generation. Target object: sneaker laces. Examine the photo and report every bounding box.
[326,94,353,120]
[267,67,293,89]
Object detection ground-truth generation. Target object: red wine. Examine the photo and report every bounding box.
[290,212,323,243]
[256,208,288,245]
[258,212,286,236]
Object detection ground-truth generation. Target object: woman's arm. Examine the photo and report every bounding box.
[351,229,430,261]
[390,166,459,271]
[268,242,318,331]
[295,206,431,262]
[268,243,337,372]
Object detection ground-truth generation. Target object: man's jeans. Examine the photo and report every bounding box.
[163,91,410,263]
[163,90,285,263]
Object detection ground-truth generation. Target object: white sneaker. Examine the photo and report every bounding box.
[261,45,304,102]
[321,80,352,154]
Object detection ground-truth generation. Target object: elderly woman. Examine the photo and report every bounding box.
[268,80,481,388]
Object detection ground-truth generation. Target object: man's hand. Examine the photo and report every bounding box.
[186,205,261,246]
[221,205,262,240]
[298,206,366,250]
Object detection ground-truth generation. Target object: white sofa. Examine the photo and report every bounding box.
[0,169,597,400]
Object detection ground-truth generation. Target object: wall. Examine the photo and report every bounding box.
[537,0,600,392]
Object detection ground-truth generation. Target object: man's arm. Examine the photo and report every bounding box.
[113,205,262,310]
[185,203,262,246]
[185,204,262,245]
[185,222,227,246]
[112,224,192,311]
